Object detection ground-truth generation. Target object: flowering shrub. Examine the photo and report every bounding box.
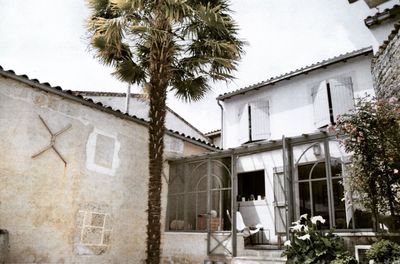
[335,96,400,230]
[282,214,356,264]
[366,239,400,264]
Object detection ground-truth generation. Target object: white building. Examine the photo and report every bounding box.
[164,47,378,263]
[218,47,374,149]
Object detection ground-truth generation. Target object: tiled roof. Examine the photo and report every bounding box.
[74,91,145,98]
[0,66,219,150]
[365,4,400,28]
[374,21,400,58]
[74,90,209,141]
[217,47,373,101]
[205,129,221,137]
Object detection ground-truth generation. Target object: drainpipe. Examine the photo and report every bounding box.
[125,84,131,114]
[217,99,224,149]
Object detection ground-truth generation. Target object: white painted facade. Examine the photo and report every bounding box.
[220,52,375,149]
[217,50,376,246]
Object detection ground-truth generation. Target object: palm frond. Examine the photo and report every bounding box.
[112,59,146,84]
[171,75,210,102]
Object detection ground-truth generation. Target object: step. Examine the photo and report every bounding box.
[232,256,287,264]
[240,248,284,259]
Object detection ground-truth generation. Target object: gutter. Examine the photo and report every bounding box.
[217,99,224,149]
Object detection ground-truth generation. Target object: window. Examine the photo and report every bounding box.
[238,170,265,201]
[167,158,232,232]
[296,158,372,230]
[238,100,270,144]
[312,77,354,128]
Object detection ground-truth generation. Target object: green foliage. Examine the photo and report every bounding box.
[336,96,400,226]
[282,215,356,264]
[86,1,244,263]
[366,239,400,264]
[86,0,245,102]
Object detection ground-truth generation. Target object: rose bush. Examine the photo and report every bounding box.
[336,96,400,230]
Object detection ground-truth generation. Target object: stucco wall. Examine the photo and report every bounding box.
[221,55,375,149]
[84,95,209,142]
[372,24,400,98]
[0,75,210,263]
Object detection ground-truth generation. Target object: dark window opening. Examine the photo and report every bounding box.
[238,170,265,201]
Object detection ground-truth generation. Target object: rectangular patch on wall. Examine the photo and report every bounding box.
[75,204,112,255]
[164,136,184,154]
[94,134,115,168]
[86,129,120,176]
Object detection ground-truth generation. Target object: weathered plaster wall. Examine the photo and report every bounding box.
[84,95,209,142]
[372,24,400,98]
[0,76,210,263]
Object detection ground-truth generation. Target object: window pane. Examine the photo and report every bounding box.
[332,179,350,229]
[238,170,265,201]
[299,182,311,217]
[298,162,326,181]
[312,180,330,229]
[311,162,327,179]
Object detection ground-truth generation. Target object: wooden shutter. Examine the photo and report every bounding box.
[250,101,270,141]
[329,77,354,121]
[238,104,249,144]
[273,168,287,234]
[313,80,330,128]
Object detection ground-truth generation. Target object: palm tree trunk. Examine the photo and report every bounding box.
[146,81,167,264]
[146,10,172,264]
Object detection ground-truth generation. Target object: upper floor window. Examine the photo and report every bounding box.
[238,100,270,144]
[312,76,354,128]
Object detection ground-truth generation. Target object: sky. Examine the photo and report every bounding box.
[0,0,392,133]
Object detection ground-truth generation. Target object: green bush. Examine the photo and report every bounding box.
[282,214,356,264]
[336,96,400,229]
[366,239,400,264]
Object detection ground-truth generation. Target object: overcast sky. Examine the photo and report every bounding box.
[0,0,393,133]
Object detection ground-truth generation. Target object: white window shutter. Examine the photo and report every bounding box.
[250,101,270,141]
[313,80,330,128]
[329,77,354,121]
[238,104,249,144]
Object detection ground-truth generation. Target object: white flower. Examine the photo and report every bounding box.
[284,240,291,247]
[290,223,308,232]
[300,213,308,220]
[290,223,304,231]
[311,215,326,225]
[394,169,399,174]
[298,234,310,240]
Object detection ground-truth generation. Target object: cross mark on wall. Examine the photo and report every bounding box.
[31,115,71,165]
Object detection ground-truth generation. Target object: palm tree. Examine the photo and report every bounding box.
[86,0,243,263]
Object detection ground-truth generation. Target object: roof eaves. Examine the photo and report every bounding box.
[0,67,219,151]
[373,22,400,58]
[75,91,209,141]
[217,46,373,101]
[205,129,221,137]
[74,90,144,98]
[364,4,400,28]
[168,131,331,162]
